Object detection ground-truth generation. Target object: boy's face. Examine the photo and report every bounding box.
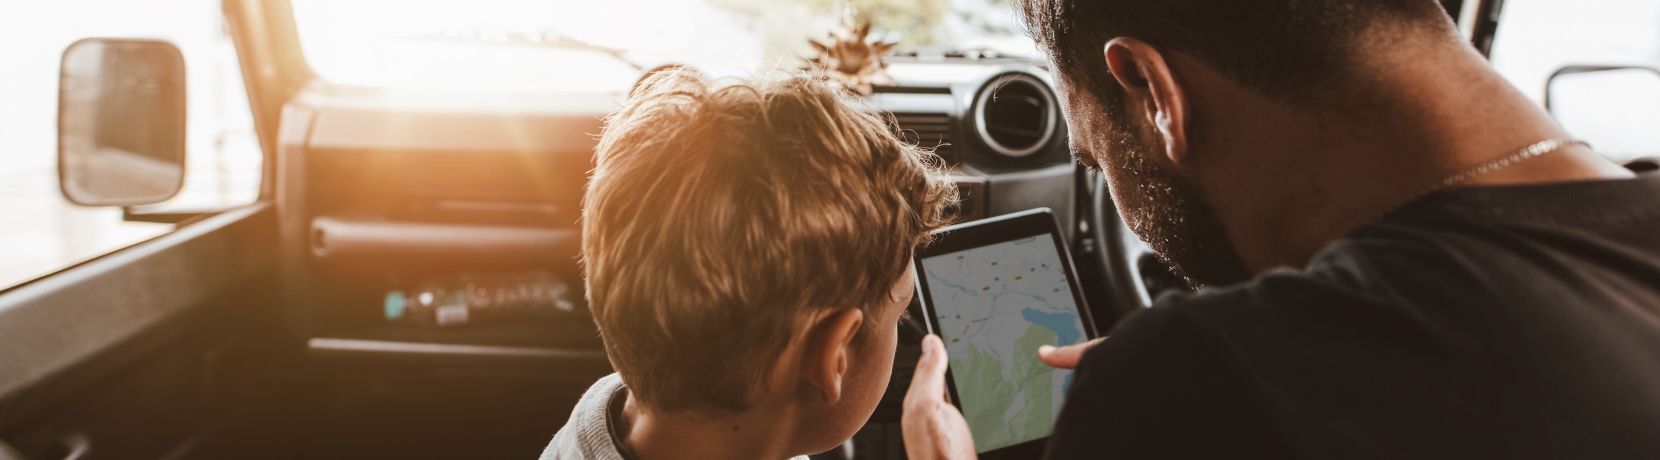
[810,266,916,450]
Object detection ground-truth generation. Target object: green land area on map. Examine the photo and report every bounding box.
[950,324,1060,452]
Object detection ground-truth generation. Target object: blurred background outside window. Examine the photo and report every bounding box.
[1491,0,1660,163]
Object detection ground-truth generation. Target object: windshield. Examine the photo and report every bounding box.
[290,0,1034,92]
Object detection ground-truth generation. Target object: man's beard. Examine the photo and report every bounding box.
[1103,117,1251,288]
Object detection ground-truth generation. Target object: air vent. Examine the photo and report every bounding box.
[890,112,957,164]
[973,73,1058,159]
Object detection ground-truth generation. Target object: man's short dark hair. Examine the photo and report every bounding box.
[1017,0,1456,107]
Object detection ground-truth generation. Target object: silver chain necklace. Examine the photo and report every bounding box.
[1373,137,1589,222]
[1431,138,1589,192]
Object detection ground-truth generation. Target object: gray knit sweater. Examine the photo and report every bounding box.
[540,374,812,460]
[542,374,629,460]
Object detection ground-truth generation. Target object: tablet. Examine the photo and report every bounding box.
[912,208,1099,457]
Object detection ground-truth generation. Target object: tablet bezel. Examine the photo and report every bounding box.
[911,207,1100,458]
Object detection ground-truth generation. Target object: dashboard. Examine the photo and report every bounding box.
[872,59,1075,226]
[272,58,1079,383]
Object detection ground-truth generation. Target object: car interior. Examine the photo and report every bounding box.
[5,0,1656,458]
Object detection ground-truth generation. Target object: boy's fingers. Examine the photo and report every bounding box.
[903,334,979,460]
[1038,337,1106,369]
[908,335,949,404]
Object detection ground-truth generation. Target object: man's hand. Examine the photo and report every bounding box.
[902,335,978,460]
[1037,337,1106,369]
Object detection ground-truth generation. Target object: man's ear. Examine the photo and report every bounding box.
[803,308,864,404]
[1103,38,1190,164]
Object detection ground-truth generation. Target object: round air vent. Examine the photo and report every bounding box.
[973,73,1060,159]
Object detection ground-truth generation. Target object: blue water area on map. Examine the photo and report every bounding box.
[1020,308,1083,397]
[1021,308,1082,347]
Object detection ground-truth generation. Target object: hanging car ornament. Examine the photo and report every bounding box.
[807,22,897,96]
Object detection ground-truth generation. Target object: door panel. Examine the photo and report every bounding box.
[0,204,277,453]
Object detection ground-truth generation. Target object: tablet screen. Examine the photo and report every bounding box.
[920,233,1090,453]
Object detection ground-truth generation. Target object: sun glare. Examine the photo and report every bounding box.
[290,0,760,92]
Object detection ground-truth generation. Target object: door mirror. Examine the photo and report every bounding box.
[1546,66,1660,163]
[58,38,187,207]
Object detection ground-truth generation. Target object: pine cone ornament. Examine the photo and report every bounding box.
[807,23,897,96]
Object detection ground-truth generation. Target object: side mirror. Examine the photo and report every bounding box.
[58,38,187,207]
[1545,65,1660,163]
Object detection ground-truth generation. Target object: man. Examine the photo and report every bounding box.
[902,0,1660,458]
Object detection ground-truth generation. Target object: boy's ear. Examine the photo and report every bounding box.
[803,308,865,404]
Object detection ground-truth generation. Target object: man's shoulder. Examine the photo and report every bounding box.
[1138,219,1556,334]
[541,374,628,460]
[1089,241,1468,408]
[1120,233,1506,366]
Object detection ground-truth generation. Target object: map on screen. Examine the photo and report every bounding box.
[921,234,1088,453]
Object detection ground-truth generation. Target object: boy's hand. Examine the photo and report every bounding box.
[1037,337,1106,369]
[902,335,978,460]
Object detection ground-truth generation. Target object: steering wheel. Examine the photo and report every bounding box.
[1073,167,1189,330]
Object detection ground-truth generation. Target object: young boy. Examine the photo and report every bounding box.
[542,71,956,460]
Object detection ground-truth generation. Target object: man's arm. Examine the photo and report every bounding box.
[901,303,1291,460]
[1042,305,1291,460]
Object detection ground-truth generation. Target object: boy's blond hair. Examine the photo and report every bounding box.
[581,70,956,415]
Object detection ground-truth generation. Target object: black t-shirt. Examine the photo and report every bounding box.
[1046,172,1660,459]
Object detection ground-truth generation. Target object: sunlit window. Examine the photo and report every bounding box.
[1491,0,1660,163]
[289,0,1035,92]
